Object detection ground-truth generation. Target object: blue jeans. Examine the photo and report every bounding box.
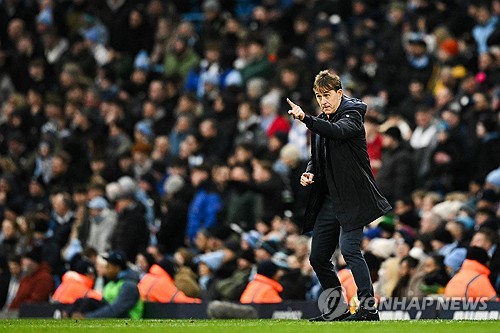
[309,196,374,305]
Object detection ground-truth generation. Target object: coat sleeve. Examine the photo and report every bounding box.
[302,110,363,140]
[85,281,140,318]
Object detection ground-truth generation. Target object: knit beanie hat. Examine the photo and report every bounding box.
[466,246,490,266]
[257,260,279,278]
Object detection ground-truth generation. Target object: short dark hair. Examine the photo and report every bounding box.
[401,255,419,269]
[475,227,498,245]
[313,70,342,93]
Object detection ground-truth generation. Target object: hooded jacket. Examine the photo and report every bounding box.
[301,95,392,233]
[52,271,102,304]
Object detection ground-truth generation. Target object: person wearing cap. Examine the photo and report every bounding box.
[85,196,117,254]
[8,247,54,310]
[138,259,201,304]
[287,70,391,321]
[71,251,143,319]
[240,260,283,303]
[400,32,434,92]
[52,259,102,304]
[254,240,278,263]
[377,126,415,205]
[445,246,498,300]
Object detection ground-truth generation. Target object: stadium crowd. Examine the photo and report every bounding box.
[0,0,499,319]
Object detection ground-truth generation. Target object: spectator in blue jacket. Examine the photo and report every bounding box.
[186,164,222,244]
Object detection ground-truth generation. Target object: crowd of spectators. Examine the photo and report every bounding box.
[0,0,499,318]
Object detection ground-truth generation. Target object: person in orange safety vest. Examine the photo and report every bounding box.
[240,260,283,303]
[52,259,102,304]
[138,259,201,303]
[445,246,498,301]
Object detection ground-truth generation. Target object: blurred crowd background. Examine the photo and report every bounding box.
[0,0,499,316]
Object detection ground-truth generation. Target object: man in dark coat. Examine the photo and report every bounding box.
[287,70,391,321]
[110,193,149,262]
[377,126,415,205]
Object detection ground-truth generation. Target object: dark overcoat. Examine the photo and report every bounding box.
[301,95,392,233]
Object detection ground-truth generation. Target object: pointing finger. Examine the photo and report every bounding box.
[286,98,296,108]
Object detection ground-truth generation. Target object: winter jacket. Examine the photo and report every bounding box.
[377,144,415,204]
[216,268,252,301]
[111,202,149,262]
[9,263,54,309]
[138,264,201,303]
[163,47,200,81]
[225,188,260,231]
[444,259,498,300]
[240,274,283,303]
[175,267,201,298]
[52,271,102,304]
[186,183,222,242]
[301,95,392,233]
[86,269,143,319]
[86,208,117,254]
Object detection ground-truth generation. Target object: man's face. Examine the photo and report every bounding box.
[21,258,38,276]
[415,111,432,127]
[105,263,120,280]
[399,260,412,277]
[314,89,342,115]
[470,232,491,251]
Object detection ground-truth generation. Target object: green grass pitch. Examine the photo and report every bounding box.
[1,319,499,333]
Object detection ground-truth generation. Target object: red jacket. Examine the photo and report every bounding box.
[366,133,382,177]
[267,116,291,138]
[138,264,201,303]
[445,259,498,300]
[240,274,283,303]
[9,263,54,309]
[52,271,102,304]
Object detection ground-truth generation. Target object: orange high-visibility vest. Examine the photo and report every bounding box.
[445,259,497,300]
[138,264,201,303]
[52,271,102,304]
[240,274,283,303]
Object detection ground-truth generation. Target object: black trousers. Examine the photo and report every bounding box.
[309,195,375,305]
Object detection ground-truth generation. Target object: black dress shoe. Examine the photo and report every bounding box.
[342,307,380,321]
[309,310,351,322]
